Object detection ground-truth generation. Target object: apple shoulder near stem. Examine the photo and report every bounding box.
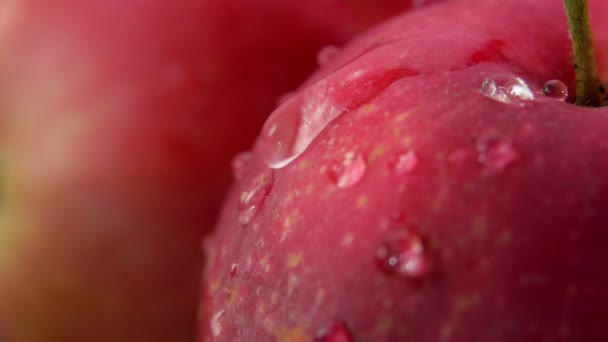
[201,0,608,340]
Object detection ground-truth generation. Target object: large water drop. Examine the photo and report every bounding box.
[259,79,340,169]
[480,75,535,105]
[258,68,419,169]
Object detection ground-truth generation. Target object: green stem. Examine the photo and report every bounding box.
[563,0,604,107]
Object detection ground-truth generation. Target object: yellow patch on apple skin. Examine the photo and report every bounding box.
[497,230,512,245]
[283,215,297,229]
[274,326,310,342]
[208,281,220,295]
[395,112,411,123]
[361,104,376,113]
[286,253,302,269]
[471,215,487,237]
[315,289,325,305]
[357,195,368,207]
[373,315,392,335]
[340,233,354,247]
[270,291,279,305]
[368,145,386,162]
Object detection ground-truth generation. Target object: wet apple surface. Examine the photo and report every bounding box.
[201,0,608,340]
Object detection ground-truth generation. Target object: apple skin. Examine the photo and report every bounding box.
[0,0,426,341]
[201,0,608,340]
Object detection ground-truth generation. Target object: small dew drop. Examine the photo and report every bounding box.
[231,151,253,181]
[389,150,418,175]
[230,263,238,277]
[238,169,274,225]
[542,80,568,101]
[480,75,535,105]
[315,321,353,342]
[317,45,341,66]
[210,309,225,337]
[376,228,428,279]
[329,152,367,188]
[477,137,518,172]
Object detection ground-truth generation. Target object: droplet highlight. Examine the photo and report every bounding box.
[480,75,535,105]
[231,151,253,181]
[389,150,418,175]
[316,321,353,342]
[210,309,225,337]
[238,169,274,225]
[376,228,428,279]
[542,80,568,101]
[329,152,367,188]
[317,45,340,66]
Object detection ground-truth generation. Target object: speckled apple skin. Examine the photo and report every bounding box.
[201,0,608,340]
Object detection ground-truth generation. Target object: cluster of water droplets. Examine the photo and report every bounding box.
[481,75,569,105]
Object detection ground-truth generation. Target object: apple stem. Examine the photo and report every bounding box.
[563,0,605,107]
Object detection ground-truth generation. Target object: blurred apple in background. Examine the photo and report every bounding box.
[0,0,428,340]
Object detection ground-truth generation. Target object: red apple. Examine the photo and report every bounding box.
[201,0,608,340]
[0,0,426,341]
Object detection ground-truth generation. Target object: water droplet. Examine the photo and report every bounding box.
[477,137,518,172]
[389,150,418,175]
[315,321,353,342]
[376,228,428,279]
[258,68,419,169]
[542,80,568,101]
[238,169,274,225]
[317,45,340,66]
[259,79,340,169]
[480,75,535,105]
[231,151,253,181]
[230,263,238,277]
[210,309,225,337]
[329,152,367,188]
